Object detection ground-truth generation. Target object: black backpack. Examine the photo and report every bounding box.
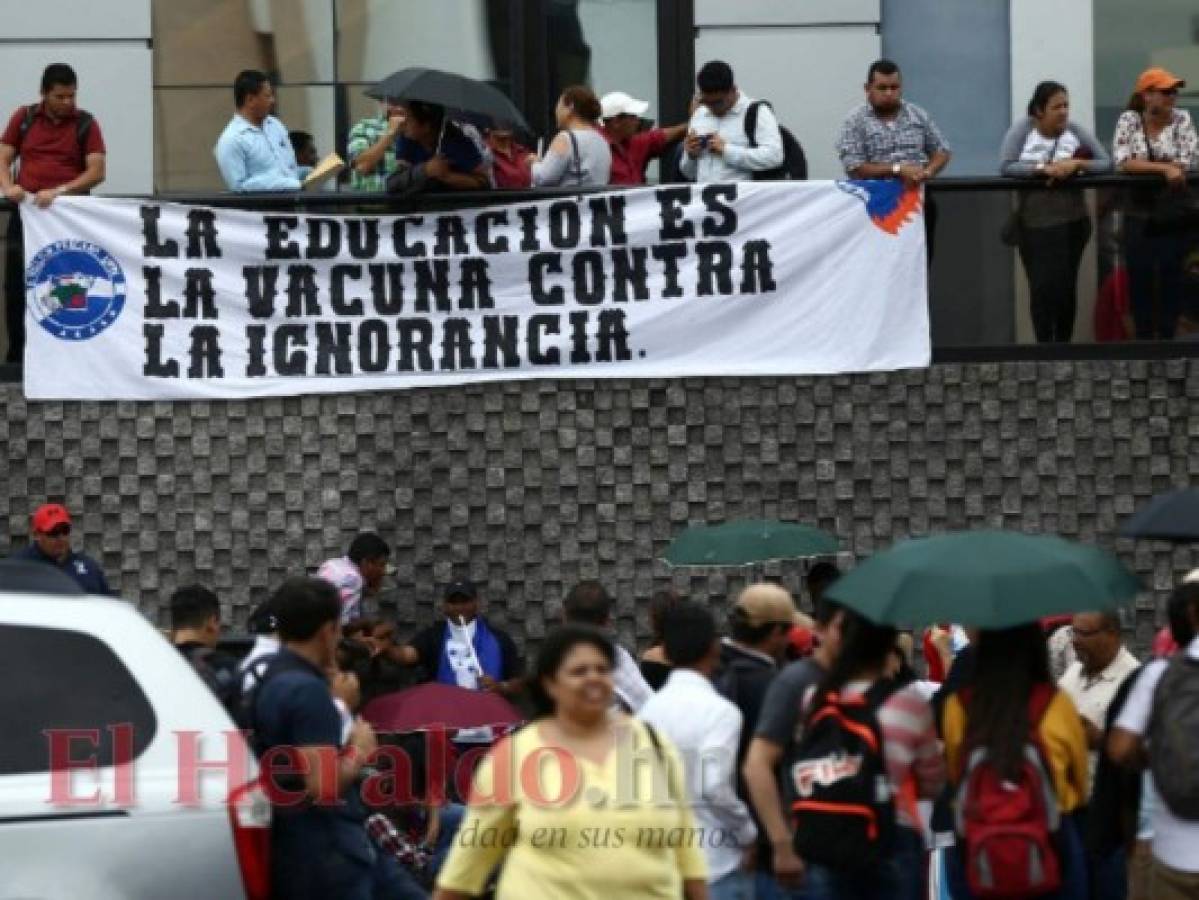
[230,651,313,755]
[745,100,807,181]
[1149,655,1199,820]
[16,104,95,165]
[785,680,898,869]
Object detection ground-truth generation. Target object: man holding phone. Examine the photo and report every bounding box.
[680,60,783,183]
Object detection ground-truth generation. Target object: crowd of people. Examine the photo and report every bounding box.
[1,59,1197,358]
[7,500,1199,900]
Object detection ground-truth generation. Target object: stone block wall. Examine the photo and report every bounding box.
[2,358,1195,658]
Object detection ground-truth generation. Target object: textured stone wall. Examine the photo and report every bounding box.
[2,358,1195,658]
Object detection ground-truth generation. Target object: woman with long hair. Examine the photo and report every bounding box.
[999,80,1111,343]
[1112,67,1198,338]
[797,610,944,900]
[941,624,1089,899]
[433,624,708,900]
[527,85,612,187]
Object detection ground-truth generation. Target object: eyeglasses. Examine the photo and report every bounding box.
[45,525,71,538]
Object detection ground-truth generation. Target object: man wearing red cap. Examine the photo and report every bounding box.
[12,503,111,594]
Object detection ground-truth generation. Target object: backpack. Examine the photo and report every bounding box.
[786,680,898,869]
[745,100,807,181]
[230,651,311,755]
[16,104,95,165]
[1149,655,1199,820]
[954,683,1061,899]
[177,643,240,710]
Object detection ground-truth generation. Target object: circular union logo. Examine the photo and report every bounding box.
[26,240,126,341]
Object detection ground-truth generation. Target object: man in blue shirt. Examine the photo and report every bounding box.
[386,101,488,195]
[12,503,111,594]
[253,576,424,899]
[214,69,301,192]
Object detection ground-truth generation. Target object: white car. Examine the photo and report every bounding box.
[0,568,271,900]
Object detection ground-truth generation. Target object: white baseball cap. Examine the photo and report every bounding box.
[601,91,651,120]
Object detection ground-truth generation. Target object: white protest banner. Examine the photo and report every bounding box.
[20,182,929,400]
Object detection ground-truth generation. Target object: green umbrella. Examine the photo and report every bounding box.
[662,519,839,567]
[824,530,1140,628]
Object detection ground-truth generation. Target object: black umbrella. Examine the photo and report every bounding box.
[1120,488,1199,541]
[366,67,528,131]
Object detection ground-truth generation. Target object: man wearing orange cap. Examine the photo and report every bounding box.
[11,503,111,594]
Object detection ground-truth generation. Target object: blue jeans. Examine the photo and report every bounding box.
[755,868,812,900]
[946,812,1087,900]
[431,802,466,875]
[804,826,924,900]
[710,870,754,900]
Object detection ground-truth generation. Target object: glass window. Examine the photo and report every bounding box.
[1094,0,1199,144]
[543,0,658,115]
[0,624,157,776]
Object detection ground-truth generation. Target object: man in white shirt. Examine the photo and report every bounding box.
[1058,610,1139,795]
[641,601,757,900]
[1109,582,1199,897]
[679,60,784,184]
[562,580,654,712]
[315,532,392,624]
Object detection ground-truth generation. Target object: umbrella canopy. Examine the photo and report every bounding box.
[824,530,1140,629]
[662,519,839,567]
[366,67,528,131]
[361,682,523,733]
[1120,488,1199,541]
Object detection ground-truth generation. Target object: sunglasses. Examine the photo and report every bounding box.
[45,525,71,537]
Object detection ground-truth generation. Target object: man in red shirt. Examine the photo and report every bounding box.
[600,91,687,186]
[1,64,106,362]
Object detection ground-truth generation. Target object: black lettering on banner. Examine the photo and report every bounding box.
[306,218,341,259]
[185,209,222,259]
[589,195,627,247]
[651,244,687,298]
[434,215,469,256]
[741,239,778,293]
[140,206,179,258]
[392,217,427,257]
[346,219,380,259]
[529,254,565,305]
[274,324,309,375]
[611,248,649,301]
[315,322,354,375]
[245,325,267,376]
[331,265,365,316]
[143,324,179,377]
[568,311,590,363]
[459,258,494,310]
[264,217,301,260]
[369,264,404,315]
[517,206,541,252]
[187,325,224,378]
[439,318,477,370]
[413,260,452,313]
[358,320,390,372]
[143,267,179,318]
[482,316,521,368]
[397,319,434,372]
[477,210,510,254]
[183,268,219,319]
[244,266,279,318]
[571,252,605,305]
[285,265,322,317]
[655,187,695,240]
[527,315,561,365]
[596,309,632,362]
[548,201,581,249]
[696,242,734,296]
[701,184,738,237]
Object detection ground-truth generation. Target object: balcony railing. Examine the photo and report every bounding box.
[3,174,1199,380]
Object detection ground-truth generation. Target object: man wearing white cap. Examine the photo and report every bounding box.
[600,91,688,186]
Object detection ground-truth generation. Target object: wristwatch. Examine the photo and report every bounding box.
[891,162,901,176]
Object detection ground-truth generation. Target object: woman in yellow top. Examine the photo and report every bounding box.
[434,624,709,900]
[941,623,1089,900]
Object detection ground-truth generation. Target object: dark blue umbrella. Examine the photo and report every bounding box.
[1120,489,1199,541]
